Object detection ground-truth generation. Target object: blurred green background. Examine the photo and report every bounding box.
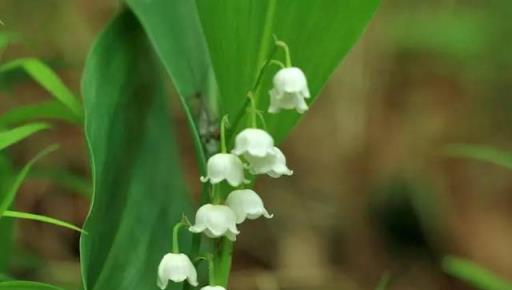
[1,0,512,289]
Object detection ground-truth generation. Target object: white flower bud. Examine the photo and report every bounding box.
[189,204,240,241]
[200,153,245,186]
[231,128,274,158]
[245,147,293,178]
[157,253,198,289]
[200,286,226,290]
[268,67,310,114]
[226,189,273,223]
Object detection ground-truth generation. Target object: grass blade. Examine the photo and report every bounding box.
[2,210,84,233]
[444,143,512,170]
[0,144,58,216]
[443,256,512,290]
[0,58,83,119]
[0,100,80,127]
[0,123,50,151]
[0,280,67,290]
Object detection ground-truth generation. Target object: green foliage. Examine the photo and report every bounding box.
[0,145,57,216]
[80,0,379,288]
[2,210,84,233]
[444,144,512,170]
[0,123,50,152]
[0,100,79,128]
[125,0,212,175]
[0,58,83,119]
[0,281,66,290]
[80,10,191,290]
[443,256,512,290]
[194,0,380,142]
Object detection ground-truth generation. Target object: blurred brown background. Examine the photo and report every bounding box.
[1,0,512,289]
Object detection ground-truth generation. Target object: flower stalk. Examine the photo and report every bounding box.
[158,36,309,290]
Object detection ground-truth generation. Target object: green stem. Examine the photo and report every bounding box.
[274,38,292,67]
[220,115,229,153]
[214,238,234,287]
[228,46,278,140]
[269,59,286,69]
[247,93,258,128]
[208,254,216,285]
[172,222,185,253]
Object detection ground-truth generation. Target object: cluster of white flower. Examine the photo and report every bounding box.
[157,38,310,290]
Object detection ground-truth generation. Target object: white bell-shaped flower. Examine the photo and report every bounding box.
[231,128,274,158]
[245,147,293,178]
[189,204,240,241]
[226,189,273,223]
[157,253,198,289]
[200,286,226,290]
[200,153,245,186]
[268,67,310,114]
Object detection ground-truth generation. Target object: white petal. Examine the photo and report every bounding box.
[245,147,292,178]
[205,153,245,186]
[232,128,274,157]
[269,67,310,113]
[201,286,227,290]
[185,258,199,286]
[273,67,308,93]
[190,204,239,239]
[157,253,197,288]
[225,156,245,187]
[226,189,273,223]
[295,96,309,113]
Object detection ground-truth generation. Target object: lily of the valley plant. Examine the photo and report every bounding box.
[157,37,309,290]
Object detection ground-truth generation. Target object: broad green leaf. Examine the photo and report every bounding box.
[80,10,191,290]
[125,0,213,175]
[2,210,84,233]
[194,0,380,142]
[0,281,66,290]
[0,123,50,151]
[443,256,512,290]
[0,144,58,216]
[0,100,80,128]
[444,144,512,170]
[124,0,221,278]
[0,58,83,119]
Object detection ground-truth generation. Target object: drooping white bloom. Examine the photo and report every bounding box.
[200,286,226,290]
[245,147,293,178]
[189,204,240,241]
[226,189,273,223]
[268,67,310,114]
[200,153,245,186]
[231,128,274,158]
[157,253,198,289]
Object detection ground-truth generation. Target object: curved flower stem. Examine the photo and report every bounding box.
[171,215,191,253]
[269,59,286,69]
[171,222,184,253]
[273,36,292,67]
[220,115,229,153]
[247,92,258,128]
